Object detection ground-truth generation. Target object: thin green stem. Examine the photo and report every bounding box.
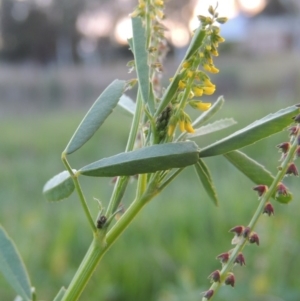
[136,173,148,199]
[105,90,144,219]
[61,180,159,301]
[158,168,184,191]
[206,128,300,299]
[61,153,96,233]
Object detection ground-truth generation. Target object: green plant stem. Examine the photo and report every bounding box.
[61,180,159,301]
[158,168,184,191]
[61,153,96,233]
[206,129,300,299]
[105,90,144,218]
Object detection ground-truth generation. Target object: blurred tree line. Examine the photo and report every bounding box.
[0,0,196,65]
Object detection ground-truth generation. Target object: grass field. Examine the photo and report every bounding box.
[1,98,300,301]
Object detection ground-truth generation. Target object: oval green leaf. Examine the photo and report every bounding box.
[224,150,293,203]
[79,142,199,177]
[194,159,219,206]
[199,105,300,157]
[64,80,126,155]
[43,170,75,202]
[0,226,32,301]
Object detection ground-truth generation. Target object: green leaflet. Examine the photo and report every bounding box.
[155,29,206,117]
[64,79,125,155]
[43,170,75,202]
[0,226,32,301]
[194,159,219,206]
[131,18,154,113]
[192,96,225,128]
[79,142,199,177]
[199,105,300,157]
[185,28,206,60]
[118,94,136,116]
[224,150,293,203]
[187,118,236,138]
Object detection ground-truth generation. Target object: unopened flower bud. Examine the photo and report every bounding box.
[216,17,228,24]
[197,15,207,24]
[288,126,299,136]
[216,252,229,264]
[202,289,214,300]
[276,183,288,196]
[230,226,244,244]
[296,146,300,158]
[243,226,251,238]
[229,225,244,236]
[225,273,235,287]
[253,185,268,197]
[249,232,260,246]
[234,253,246,266]
[292,114,300,123]
[208,5,215,15]
[208,270,221,283]
[277,142,291,153]
[263,202,275,216]
[286,163,298,176]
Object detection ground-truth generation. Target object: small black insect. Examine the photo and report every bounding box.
[96,215,107,229]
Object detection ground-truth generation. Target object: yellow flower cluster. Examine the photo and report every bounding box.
[166,5,227,137]
[167,110,195,136]
[131,0,165,19]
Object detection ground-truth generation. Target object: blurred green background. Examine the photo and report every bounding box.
[1,94,300,301]
[1,0,300,300]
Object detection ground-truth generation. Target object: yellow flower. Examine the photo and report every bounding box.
[196,102,211,111]
[202,86,216,95]
[186,70,194,78]
[178,80,186,89]
[211,49,219,56]
[167,124,176,136]
[182,61,190,69]
[156,9,164,19]
[193,86,203,97]
[206,45,212,51]
[207,57,213,64]
[184,121,195,133]
[179,119,185,132]
[204,79,214,87]
[203,64,211,72]
[210,66,219,73]
[138,0,145,9]
[154,0,164,6]
[199,52,204,58]
[167,116,177,136]
[216,36,225,43]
